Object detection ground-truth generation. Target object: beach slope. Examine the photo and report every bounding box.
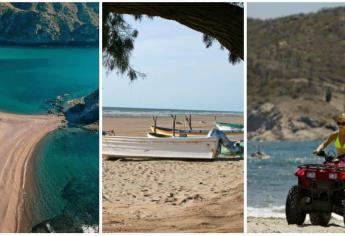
[0,112,61,232]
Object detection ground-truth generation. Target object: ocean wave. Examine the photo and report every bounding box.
[82,225,99,233]
[247,206,285,218]
[247,206,343,221]
[103,108,242,117]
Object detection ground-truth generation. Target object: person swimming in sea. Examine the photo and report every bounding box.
[314,113,345,157]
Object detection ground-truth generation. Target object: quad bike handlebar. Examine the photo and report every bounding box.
[314,150,345,163]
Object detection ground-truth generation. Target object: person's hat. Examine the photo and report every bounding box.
[335,113,345,123]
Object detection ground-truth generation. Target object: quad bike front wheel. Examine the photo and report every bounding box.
[286,185,306,225]
[310,212,331,226]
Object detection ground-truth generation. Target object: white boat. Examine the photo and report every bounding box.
[103,135,220,159]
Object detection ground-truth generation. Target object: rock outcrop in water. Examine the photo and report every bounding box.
[248,7,345,141]
[64,89,99,129]
[0,3,98,45]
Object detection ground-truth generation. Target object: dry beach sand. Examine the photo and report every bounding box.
[0,112,61,232]
[102,114,243,232]
[103,114,243,138]
[248,216,345,233]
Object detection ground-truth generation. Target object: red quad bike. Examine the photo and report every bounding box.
[286,151,345,226]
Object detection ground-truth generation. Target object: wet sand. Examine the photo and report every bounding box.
[102,114,244,232]
[0,112,61,232]
[248,217,345,233]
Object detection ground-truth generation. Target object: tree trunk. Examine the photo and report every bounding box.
[104,3,243,60]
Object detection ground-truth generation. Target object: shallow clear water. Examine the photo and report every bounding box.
[247,140,332,217]
[0,46,98,114]
[32,128,99,231]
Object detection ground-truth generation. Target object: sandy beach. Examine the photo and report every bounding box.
[102,114,243,232]
[0,112,61,232]
[248,216,345,233]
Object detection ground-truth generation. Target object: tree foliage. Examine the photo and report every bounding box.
[103,3,243,80]
[103,9,145,81]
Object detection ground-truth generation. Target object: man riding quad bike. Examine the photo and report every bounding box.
[285,151,345,226]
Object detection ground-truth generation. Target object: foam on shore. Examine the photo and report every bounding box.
[248,206,343,221]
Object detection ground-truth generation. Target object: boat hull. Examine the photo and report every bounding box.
[103,135,219,159]
[147,132,170,138]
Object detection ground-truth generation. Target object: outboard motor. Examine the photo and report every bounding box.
[208,128,242,154]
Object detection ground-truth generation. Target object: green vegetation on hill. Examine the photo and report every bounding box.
[248,7,345,140]
[0,3,99,45]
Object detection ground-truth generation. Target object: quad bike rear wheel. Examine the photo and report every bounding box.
[310,212,331,226]
[286,185,306,225]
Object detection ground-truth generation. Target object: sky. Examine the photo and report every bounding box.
[248,2,345,19]
[103,16,243,112]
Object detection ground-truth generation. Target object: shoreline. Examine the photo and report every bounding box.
[0,111,61,232]
[21,133,53,233]
[248,216,345,233]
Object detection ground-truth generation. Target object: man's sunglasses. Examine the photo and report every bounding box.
[337,122,345,126]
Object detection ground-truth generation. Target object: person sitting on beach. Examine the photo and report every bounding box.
[314,113,345,158]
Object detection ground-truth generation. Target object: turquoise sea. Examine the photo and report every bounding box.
[0,46,99,232]
[0,46,98,114]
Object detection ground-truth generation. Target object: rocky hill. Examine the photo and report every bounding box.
[248,7,345,141]
[0,3,98,45]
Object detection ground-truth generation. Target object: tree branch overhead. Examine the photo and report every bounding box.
[105,3,243,60]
